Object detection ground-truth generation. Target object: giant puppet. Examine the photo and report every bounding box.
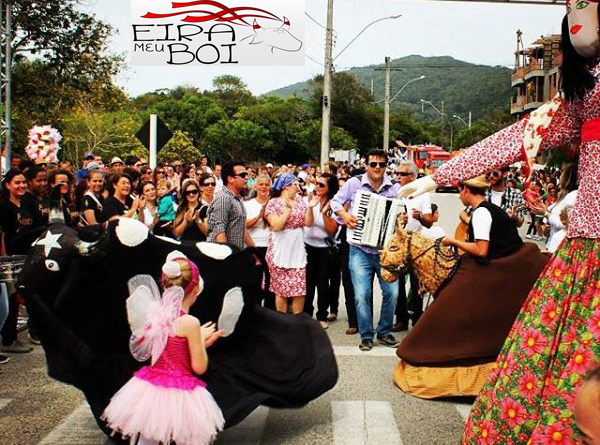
[398,1,600,443]
[19,217,338,443]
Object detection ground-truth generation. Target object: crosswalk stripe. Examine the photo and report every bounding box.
[454,403,472,422]
[216,406,269,445]
[38,403,110,445]
[333,346,397,357]
[332,401,403,445]
[0,398,13,411]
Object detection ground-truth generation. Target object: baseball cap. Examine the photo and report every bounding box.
[86,161,101,171]
[266,163,273,168]
[83,152,94,161]
[110,156,124,165]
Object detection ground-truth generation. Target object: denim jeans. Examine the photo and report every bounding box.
[349,245,398,341]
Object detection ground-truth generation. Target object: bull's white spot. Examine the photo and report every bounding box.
[196,242,232,260]
[115,218,149,247]
[155,236,181,245]
[218,287,244,337]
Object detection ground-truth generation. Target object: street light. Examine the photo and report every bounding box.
[382,75,426,152]
[452,113,472,128]
[320,8,402,168]
[420,99,454,150]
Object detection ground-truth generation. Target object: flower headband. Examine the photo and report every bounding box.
[272,173,297,191]
[161,251,202,295]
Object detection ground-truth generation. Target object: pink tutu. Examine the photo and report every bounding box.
[102,375,224,445]
[102,336,224,445]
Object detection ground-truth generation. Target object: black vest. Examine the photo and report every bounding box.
[468,200,522,265]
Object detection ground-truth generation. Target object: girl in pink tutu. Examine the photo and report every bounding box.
[102,251,225,445]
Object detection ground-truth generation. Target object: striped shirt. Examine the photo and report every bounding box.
[207,186,246,250]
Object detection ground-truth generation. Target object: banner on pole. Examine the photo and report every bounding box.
[131,0,305,66]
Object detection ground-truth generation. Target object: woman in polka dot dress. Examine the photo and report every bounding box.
[399,7,600,444]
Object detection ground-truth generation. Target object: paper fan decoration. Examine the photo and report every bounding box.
[25,125,63,163]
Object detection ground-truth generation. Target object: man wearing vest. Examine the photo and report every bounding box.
[442,175,522,264]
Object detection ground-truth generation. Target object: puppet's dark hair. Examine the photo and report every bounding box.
[560,15,597,102]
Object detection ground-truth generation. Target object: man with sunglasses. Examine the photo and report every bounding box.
[331,149,400,351]
[207,161,255,250]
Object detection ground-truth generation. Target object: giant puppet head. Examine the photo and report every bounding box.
[567,0,600,58]
[25,125,62,164]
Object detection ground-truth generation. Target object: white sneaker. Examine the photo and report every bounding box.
[526,234,532,239]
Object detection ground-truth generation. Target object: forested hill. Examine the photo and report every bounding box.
[266,55,512,122]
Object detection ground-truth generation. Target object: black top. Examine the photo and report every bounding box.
[102,196,134,221]
[468,200,523,265]
[0,199,36,255]
[21,191,49,229]
[81,193,105,224]
[180,204,208,242]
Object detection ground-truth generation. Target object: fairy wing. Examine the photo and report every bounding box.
[126,275,161,334]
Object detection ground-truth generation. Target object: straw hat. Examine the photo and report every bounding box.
[461,175,490,190]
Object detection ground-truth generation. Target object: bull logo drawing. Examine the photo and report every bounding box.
[242,18,302,54]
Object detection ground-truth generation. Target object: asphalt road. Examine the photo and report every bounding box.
[0,192,543,445]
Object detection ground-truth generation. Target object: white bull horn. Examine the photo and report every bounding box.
[75,239,101,256]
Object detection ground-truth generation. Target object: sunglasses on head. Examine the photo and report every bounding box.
[396,171,412,177]
[184,189,199,196]
[369,162,386,168]
[202,182,216,187]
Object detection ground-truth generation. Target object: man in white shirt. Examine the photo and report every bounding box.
[393,161,433,330]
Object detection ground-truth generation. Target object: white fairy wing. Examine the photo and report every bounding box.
[126,275,161,334]
[218,287,244,337]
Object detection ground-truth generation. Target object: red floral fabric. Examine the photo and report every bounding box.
[433,64,600,238]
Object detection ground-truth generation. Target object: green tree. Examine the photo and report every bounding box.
[453,108,513,149]
[294,120,358,161]
[159,131,202,164]
[203,119,272,162]
[307,72,383,150]
[207,75,256,117]
[60,104,143,164]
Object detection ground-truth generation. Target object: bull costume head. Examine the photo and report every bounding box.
[19,218,337,443]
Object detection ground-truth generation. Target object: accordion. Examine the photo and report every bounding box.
[347,190,405,249]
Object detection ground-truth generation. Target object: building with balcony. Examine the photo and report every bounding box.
[511,31,561,120]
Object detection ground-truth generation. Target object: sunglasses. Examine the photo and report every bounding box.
[396,171,412,177]
[202,182,216,187]
[184,189,199,196]
[369,162,386,168]
[486,171,502,179]
[235,172,249,179]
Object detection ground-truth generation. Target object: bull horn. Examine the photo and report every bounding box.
[75,239,101,256]
[281,16,290,29]
[253,19,261,32]
[48,184,64,224]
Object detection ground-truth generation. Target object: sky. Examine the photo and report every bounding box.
[85,0,565,97]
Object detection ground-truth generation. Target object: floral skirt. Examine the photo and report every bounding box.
[463,237,600,445]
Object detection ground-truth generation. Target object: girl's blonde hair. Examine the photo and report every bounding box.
[157,178,172,190]
[161,258,193,290]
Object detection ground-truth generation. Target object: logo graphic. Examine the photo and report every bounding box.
[131,0,305,66]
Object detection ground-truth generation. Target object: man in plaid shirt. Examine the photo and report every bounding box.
[460,167,525,228]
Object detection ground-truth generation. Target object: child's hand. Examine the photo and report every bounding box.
[205,330,224,348]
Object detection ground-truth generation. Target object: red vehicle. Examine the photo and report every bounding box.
[406,145,449,173]
[425,149,451,175]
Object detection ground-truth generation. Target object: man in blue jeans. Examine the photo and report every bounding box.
[330,149,400,351]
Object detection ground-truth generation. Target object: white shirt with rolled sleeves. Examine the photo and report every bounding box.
[404,193,432,233]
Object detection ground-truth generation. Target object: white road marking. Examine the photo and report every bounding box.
[38,403,110,445]
[454,403,473,422]
[333,346,397,357]
[216,406,269,445]
[332,401,403,445]
[0,398,13,411]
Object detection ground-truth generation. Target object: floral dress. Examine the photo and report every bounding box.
[264,196,307,298]
[431,63,600,444]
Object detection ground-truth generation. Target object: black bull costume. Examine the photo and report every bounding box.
[19,218,338,443]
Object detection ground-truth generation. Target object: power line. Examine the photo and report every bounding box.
[305,12,326,30]
[306,53,324,67]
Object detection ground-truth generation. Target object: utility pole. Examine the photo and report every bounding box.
[468,111,472,128]
[320,0,334,169]
[0,0,12,174]
[383,56,391,153]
